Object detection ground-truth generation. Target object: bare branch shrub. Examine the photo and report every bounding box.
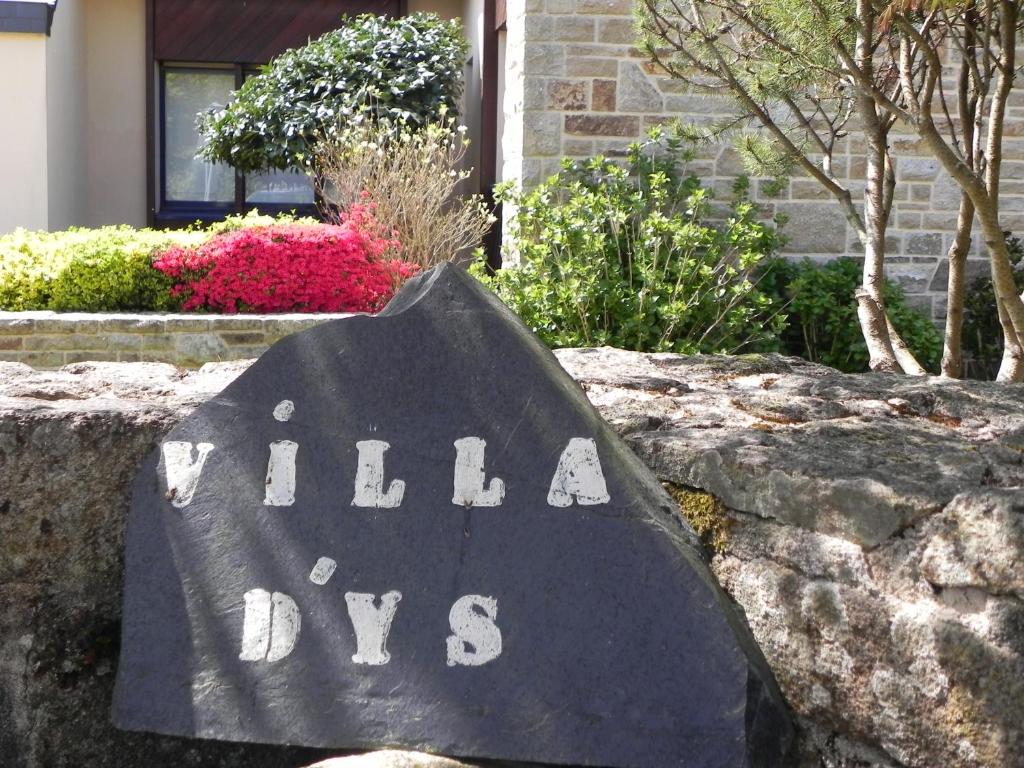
[315,118,495,268]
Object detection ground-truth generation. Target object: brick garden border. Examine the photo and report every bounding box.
[0,312,353,369]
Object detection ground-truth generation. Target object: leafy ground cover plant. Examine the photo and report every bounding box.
[197,13,468,175]
[152,212,417,313]
[762,257,943,374]
[474,131,786,355]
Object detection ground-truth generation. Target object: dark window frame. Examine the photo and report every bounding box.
[156,62,318,226]
[145,0,408,228]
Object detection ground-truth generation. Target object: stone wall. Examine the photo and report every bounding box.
[1,352,1021,767]
[560,349,1024,768]
[0,312,351,369]
[501,0,1024,321]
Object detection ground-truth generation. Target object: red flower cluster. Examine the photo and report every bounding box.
[153,217,417,314]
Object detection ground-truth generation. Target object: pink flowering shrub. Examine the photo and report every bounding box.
[153,215,417,314]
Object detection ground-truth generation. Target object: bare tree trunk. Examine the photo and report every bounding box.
[857,25,900,370]
[860,121,904,372]
[882,148,928,375]
[854,290,900,372]
[886,1,1024,379]
[886,315,929,374]
[984,1,1024,381]
[995,292,1024,381]
[909,116,1024,380]
[859,232,903,372]
[941,195,974,378]
[853,0,920,374]
[976,204,1024,380]
[941,5,980,380]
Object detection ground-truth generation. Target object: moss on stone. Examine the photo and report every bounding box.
[664,483,732,554]
[943,684,1003,767]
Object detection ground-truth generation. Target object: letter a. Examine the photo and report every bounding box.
[161,441,214,508]
[239,589,301,663]
[452,437,505,507]
[345,591,402,665]
[264,440,298,506]
[447,595,502,666]
[546,437,611,507]
[351,440,405,508]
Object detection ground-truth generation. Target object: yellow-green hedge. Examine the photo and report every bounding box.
[0,212,312,312]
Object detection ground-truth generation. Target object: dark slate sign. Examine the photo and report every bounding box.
[113,264,794,767]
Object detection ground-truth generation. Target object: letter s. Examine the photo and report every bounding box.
[446,594,502,667]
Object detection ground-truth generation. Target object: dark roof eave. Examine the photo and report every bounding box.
[0,0,58,35]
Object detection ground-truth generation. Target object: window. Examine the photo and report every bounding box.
[240,70,314,208]
[245,169,316,207]
[148,1,402,226]
[157,65,315,223]
[162,68,235,208]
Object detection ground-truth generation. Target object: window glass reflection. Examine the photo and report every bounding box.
[245,169,315,205]
[164,69,235,203]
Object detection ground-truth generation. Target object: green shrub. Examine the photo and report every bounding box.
[52,229,208,311]
[203,209,319,235]
[0,230,56,310]
[761,257,943,373]
[0,227,202,311]
[198,13,469,174]
[473,131,786,354]
[0,213,322,312]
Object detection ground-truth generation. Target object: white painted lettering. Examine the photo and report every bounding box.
[266,591,302,661]
[239,589,301,663]
[351,441,406,508]
[308,556,337,586]
[546,437,611,507]
[452,437,505,507]
[446,594,502,666]
[272,399,295,422]
[264,440,298,506]
[161,441,214,508]
[345,591,402,665]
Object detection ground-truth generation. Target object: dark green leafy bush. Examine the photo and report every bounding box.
[474,132,786,355]
[761,257,943,373]
[198,13,468,173]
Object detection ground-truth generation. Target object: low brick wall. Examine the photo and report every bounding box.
[0,312,353,368]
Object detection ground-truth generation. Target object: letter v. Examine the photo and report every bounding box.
[161,441,214,508]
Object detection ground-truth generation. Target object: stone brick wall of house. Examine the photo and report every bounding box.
[0,313,352,369]
[502,0,1024,323]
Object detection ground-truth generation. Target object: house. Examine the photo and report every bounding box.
[0,0,494,231]
[0,0,1012,321]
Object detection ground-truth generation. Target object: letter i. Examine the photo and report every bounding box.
[265,400,297,507]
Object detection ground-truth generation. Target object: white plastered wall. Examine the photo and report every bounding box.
[82,0,146,227]
[0,32,49,233]
[459,0,483,193]
[0,0,146,234]
[45,0,86,230]
[407,0,484,194]
[495,23,506,184]
[498,1,526,256]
